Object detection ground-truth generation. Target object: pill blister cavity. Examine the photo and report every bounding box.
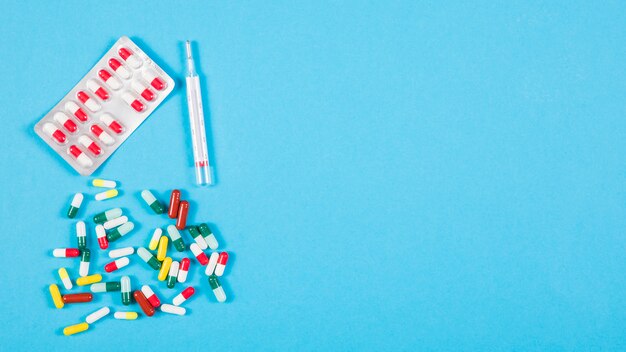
[118,47,142,68]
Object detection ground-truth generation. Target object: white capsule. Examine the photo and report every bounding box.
[103,215,129,230]
[148,228,162,251]
[109,246,134,258]
[79,260,90,277]
[85,306,110,324]
[160,304,186,316]
[205,252,219,276]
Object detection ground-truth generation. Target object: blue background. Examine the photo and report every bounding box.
[1,1,626,350]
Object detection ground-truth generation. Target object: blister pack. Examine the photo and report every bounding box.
[34,36,175,175]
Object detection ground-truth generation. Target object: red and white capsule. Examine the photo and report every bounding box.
[90,124,115,145]
[172,287,195,306]
[143,70,166,91]
[42,123,66,144]
[65,101,88,122]
[122,92,144,112]
[100,114,124,134]
[77,91,100,112]
[118,47,142,68]
[141,285,161,308]
[86,80,109,101]
[53,112,77,133]
[131,80,155,101]
[78,136,101,156]
[53,248,80,257]
[96,224,108,250]
[190,243,209,265]
[98,69,122,90]
[109,58,131,79]
[68,145,93,168]
[214,252,229,276]
[104,257,130,272]
[177,258,190,283]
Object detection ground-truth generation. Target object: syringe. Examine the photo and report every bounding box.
[184,40,212,186]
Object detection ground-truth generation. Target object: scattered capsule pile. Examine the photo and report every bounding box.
[49,179,230,336]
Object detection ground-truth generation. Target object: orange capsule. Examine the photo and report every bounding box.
[133,290,155,317]
[168,190,180,219]
[176,200,189,230]
[62,293,93,303]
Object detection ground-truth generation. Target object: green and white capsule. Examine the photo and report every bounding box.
[167,261,179,289]
[141,190,165,214]
[136,247,161,270]
[90,282,121,293]
[198,223,219,250]
[93,208,122,224]
[67,193,83,219]
[79,249,90,277]
[187,226,208,250]
[166,225,186,252]
[121,276,131,305]
[76,221,87,250]
[208,275,226,303]
[106,222,134,242]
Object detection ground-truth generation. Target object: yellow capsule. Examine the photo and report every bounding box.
[63,322,89,336]
[158,257,172,281]
[76,274,103,286]
[157,236,168,261]
[95,189,119,201]
[92,178,117,188]
[114,312,138,320]
[49,284,64,309]
[148,228,162,251]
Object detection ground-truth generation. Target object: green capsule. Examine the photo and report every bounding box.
[167,225,186,252]
[93,208,123,224]
[76,221,87,250]
[140,190,165,214]
[106,222,134,242]
[67,193,83,219]
[136,247,161,270]
[90,282,121,293]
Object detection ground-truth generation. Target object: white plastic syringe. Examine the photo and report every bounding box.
[185,40,212,186]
